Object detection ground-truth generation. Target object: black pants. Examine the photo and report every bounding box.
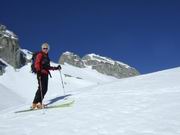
[33,74,48,104]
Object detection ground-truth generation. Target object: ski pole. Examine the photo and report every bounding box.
[59,70,65,96]
[39,76,45,114]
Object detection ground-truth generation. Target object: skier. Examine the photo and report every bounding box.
[32,43,61,109]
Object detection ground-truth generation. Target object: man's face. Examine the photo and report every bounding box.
[42,47,49,54]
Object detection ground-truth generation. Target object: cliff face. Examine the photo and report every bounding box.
[0,24,26,73]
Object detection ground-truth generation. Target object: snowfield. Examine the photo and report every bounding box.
[0,61,180,135]
[0,84,24,111]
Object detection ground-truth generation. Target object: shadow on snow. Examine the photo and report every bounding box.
[46,94,72,106]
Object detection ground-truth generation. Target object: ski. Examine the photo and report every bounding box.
[15,100,75,113]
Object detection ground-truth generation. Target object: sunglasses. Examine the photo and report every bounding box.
[43,48,48,50]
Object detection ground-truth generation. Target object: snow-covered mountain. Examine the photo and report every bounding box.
[0,54,180,135]
[59,51,140,78]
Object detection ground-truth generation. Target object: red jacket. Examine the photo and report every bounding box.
[35,52,55,75]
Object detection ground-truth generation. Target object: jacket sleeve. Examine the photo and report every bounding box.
[48,66,56,71]
[35,53,43,72]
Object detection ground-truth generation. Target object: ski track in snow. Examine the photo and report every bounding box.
[0,64,180,135]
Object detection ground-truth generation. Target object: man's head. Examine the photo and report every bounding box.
[41,43,50,54]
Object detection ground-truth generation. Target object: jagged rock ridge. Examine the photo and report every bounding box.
[59,51,140,79]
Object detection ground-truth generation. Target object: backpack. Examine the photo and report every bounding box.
[31,52,40,73]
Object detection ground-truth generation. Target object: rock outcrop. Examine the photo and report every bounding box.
[59,52,85,68]
[59,51,140,79]
[0,24,26,69]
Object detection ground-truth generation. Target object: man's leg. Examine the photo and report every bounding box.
[32,75,42,108]
[41,74,48,100]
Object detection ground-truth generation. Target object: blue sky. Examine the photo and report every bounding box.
[1,0,180,74]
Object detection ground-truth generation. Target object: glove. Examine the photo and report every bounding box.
[54,65,61,70]
[57,65,61,70]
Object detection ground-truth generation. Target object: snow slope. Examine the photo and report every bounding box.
[0,62,180,135]
[0,60,117,107]
[0,84,24,111]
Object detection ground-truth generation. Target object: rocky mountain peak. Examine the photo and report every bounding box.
[59,51,85,68]
[0,24,26,74]
[59,51,140,79]
[0,25,18,39]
